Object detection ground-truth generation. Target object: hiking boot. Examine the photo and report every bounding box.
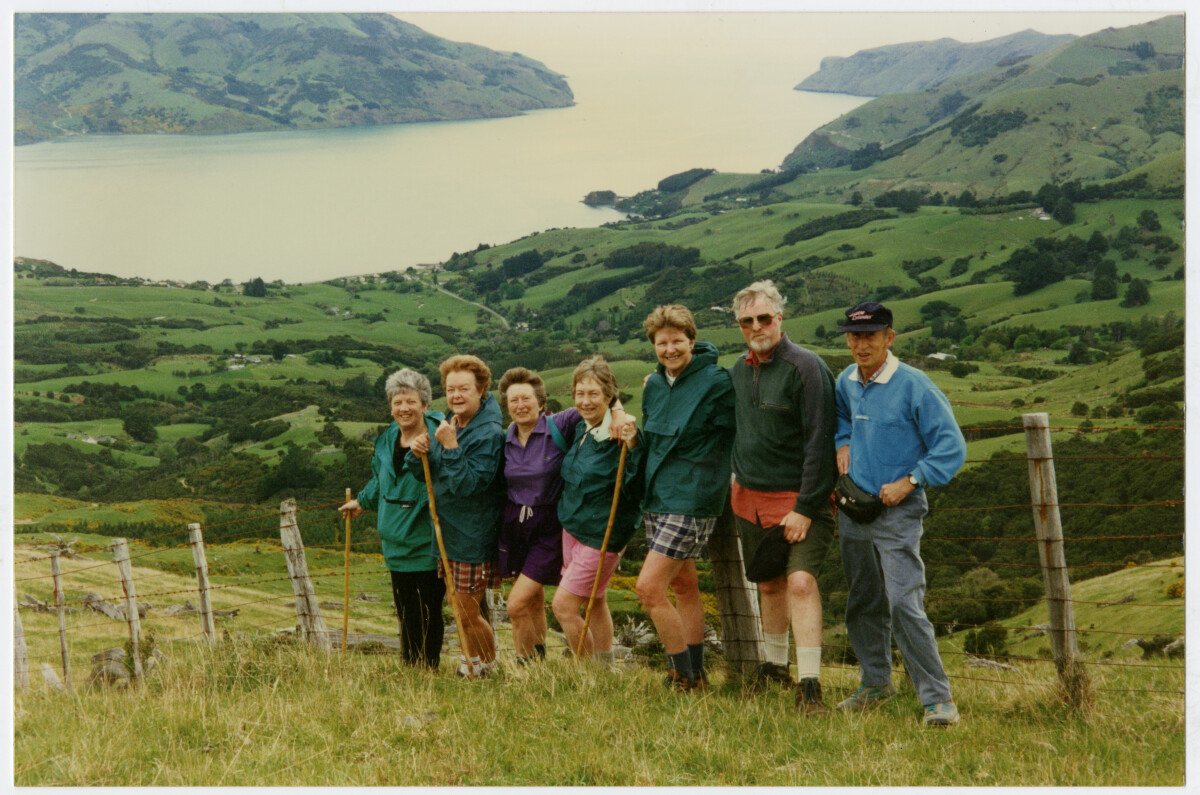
[795,677,831,716]
[836,682,897,712]
[694,671,710,691]
[749,662,793,692]
[923,701,959,727]
[663,669,697,693]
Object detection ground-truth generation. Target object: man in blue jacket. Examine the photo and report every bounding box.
[833,301,966,727]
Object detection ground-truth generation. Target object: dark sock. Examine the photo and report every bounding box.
[516,644,546,666]
[687,643,705,679]
[668,650,693,680]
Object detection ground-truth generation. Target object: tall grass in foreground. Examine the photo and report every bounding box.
[14,637,1183,786]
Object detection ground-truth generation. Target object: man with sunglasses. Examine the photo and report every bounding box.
[728,280,838,715]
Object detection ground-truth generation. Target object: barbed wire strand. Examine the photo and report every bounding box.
[924,559,1183,571]
[936,648,1184,671]
[956,424,1183,433]
[926,532,1183,543]
[961,454,1183,464]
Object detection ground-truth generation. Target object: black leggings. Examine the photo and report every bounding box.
[389,569,446,669]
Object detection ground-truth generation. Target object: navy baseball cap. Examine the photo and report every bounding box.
[836,301,893,333]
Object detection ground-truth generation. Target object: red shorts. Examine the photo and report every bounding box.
[438,559,500,595]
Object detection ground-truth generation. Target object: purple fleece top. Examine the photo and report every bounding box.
[503,408,582,507]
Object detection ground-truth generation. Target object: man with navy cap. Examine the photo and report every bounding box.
[833,301,966,727]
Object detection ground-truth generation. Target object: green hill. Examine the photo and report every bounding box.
[782,15,1183,197]
[795,29,1074,97]
[14,12,573,145]
[994,555,1184,660]
[10,15,1184,678]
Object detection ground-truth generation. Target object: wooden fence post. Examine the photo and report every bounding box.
[188,523,217,646]
[279,499,330,650]
[51,552,72,689]
[111,538,145,682]
[709,501,764,679]
[14,595,29,691]
[342,488,352,653]
[1023,413,1091,708]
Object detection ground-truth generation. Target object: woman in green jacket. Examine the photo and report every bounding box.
[339,368,445,668]
[407,354,506,677]
[635,304,735,690]
[552,355,644,664]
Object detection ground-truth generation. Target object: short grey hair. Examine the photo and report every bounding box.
[384,368,432,406]
[732,280,787,317]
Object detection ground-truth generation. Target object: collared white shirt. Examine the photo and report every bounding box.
[848,350,900,386]
[584,408,613,442]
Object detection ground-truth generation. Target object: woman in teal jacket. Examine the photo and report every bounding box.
[552,355,644,664]
[339,368,446,669]
[635,304,735,690]
[407,354,506,677]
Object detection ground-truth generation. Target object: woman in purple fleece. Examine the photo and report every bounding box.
[497,367,627,664]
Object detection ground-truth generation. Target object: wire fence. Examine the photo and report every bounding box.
[14,420,1184,701]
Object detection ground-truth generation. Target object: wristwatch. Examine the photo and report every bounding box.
[907,474,920,487]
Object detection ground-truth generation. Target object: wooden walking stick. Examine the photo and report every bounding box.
[342,487,352,653]
[575,441,629,661]
[420,453,476,679]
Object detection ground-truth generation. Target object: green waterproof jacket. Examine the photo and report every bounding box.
[557,417,646,552]
[406,392,505,564]
[641,340,735,517]
[357,412,443,572]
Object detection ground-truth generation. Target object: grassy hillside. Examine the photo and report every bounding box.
[13,173,1183,508]
[14,12,573,145]
[795,29,1074,96]
[11,19,1184,749]
[781,15,1183,198]
[13,533,1183,785]
[996,556,1184,659]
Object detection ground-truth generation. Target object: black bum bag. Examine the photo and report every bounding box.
[834,474,883,524]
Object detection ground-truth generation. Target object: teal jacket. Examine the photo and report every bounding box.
[357,413,442,573]
[406,392,505,564]
[557,418,646,552]
[641,340,735,517]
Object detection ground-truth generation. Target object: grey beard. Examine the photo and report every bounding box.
[748,337,776,354]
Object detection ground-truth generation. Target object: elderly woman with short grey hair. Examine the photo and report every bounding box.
[340,368,446,668]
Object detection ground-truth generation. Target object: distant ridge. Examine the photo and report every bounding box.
[795,29,1075,97]
[782,15,1184,190]
[15,12,574,145]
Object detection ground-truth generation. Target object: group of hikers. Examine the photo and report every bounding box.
[338,279,968,727]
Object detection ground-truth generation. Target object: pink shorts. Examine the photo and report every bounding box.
[558,531,624,599]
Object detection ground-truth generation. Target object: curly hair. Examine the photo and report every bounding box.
[571,355,619,406]
[498,366,547,409]
[642,304,697,342]
[384,368,432,406]
[439,354,492,395]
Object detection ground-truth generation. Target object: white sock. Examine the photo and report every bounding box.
[594,649,615,664]
[765,632,790,667]
[795,645,821,681]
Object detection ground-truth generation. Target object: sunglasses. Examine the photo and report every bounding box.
[737,313,779,329]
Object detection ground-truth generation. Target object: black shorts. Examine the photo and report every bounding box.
[735,503,834,580]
